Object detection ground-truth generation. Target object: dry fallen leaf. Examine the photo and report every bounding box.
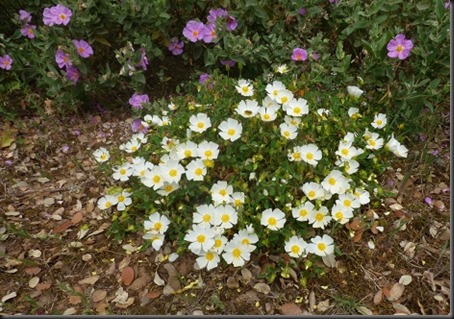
[1,292,17,303]
[121,267,135,286]
[316,299,331,313]
[399,275,412,286]
[29,277,40,288]
[392,302,411,314]
[146,291,162,299]
[387,283,405,302]
[78,275,100,285]
[253,283,271,295]
[356,306,373,315]
[62,307,77,315]
[153,271,165,286]
[280,303,303,315]
[68,295,82,305]
[92,290,107,302]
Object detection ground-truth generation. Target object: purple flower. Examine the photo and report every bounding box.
[329,0,340,4]
[291,48,308,61]
[168,37,184,55]
[202,23,218,43]
[445,1,450,9]
[4,160,13,166]
[0,55,13,70]
[132,119,149,133]
[311,51,320,61]
[20,24,36,39]
[220,59,236,67]
[43,4,72,26]
[298,7,306,16]
[207,8,228,22]
[55,49,72,69]
[19,10,32,23]
[199,73,210,84]
[140,48,148,70]
[225,15,237,31]
[73,39,93,58]
[66,66,79,83]
[424,197,433,206]
[129,93,149,110]
[61,145,70,153]
[430,150,440,156]
[182,20,206,42]
[387,34,414,60]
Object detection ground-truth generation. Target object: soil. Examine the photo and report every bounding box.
[0,109,450,315]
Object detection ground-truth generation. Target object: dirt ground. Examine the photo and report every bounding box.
[0,110,450,315]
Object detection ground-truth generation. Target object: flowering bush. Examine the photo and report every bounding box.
[94,70,409,272]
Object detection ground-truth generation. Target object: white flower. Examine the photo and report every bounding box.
[196,250,220,270]
[321,169,351,195]
[347,85,364,98]
[218,118,243,142]
[284,115,301,127]
[115,190,132,211]
[348,107,360,118]
[285,235,308,258]
[276,89,294,106]
[236,99,260,118]
[308,205,332,229]
[161,137,180,152]
[168,102,177,110]
[132,132,147,144]
[279,123,298,140]
[176,141,198,160]
[222,239,251,267]
[197,140,220,160]
[371,113,387,129]
[162,160,185,183]
[157,182,180,196]
[316,108,330,118]
[300,144,322,166]
[386,134,408,158]
[232,227,258,251]
[132,158,154,179]
[353,188,370,205]
[112,163,133,182]
[336,141,364,160]
[214,204,238,229]
[258,105,279,122]
[184,224,216,254]
[231,192,245,208]
[185,159,207,181]
[144,213,171,234]
[285,98,309,117]
[331,203,353,224]
[212,233,228,253]
[142,165,165,190]
[193,204,218,226]
[307,235,335,256]
[288,146,303,162]
[211,181,233,205]
[261,96,280,109]
[261,208,286,230]
[93,147,110,163]
[265,81,286,102]
[276,64,289,74]
[291,201,314,222]
[124,139,141,153]
[335,159,360,175]
[97,195,118,210]
[364,132,384,150]
[301,182,325,201]
[142,232,165,250]
[189,113,212,133]
[235,79,254,96]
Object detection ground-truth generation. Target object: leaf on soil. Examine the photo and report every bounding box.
[36,282,52,291]
[309,291,316,311]
[280,303,303,315]
[86,222,110,237]
[241,268,253,281]
[347,217,362,231]
[68,295,82,305]
[115,297,135,308]
[28,249,42,258]
[321,254,336,268]
[24,267,42,275]
[401,241,416,258]
[1,292,17,303]
[387,283,405,301]
[62,307,77,315]
[356,306,373,315]
[316,299,331,313]
[78,275,100,285]
[29,276,40,288]
[253,283,271,295]
[392,302,411,314]
[146,291,161,299]
[71,212,84,225]
[121,267,135,286]
[422,271,436,291]
[163,263,180,291]
[111,287,128,304]
[389,203,403,211]
[227,276,239,289]
[51,220,73,234]
[399,275,412,286]
[92,290,107,302]
[153,271,165,286]
[373,289,383,305]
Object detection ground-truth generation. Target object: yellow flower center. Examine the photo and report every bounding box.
[104,202,111,208]
[117,195,125,202]
[335,211,344,220]
[219,189,227,196]
[154,222,162,231]
[197,122,205,129]
[376,120,383,126]
[343,199,351,207]
[241,238,250,245]
[234,199,242,206]
[299,209,308,217]
[59,14,66,20]
[341,149,349,156]
[328,177,336,186]
[195,168,203,176]
[315,213,324,222]
[197,234,206,243]
[202,214,211,222]
[317,243,326,251]
[368,140,376,146]
[206,252,214,261]
[164,185,173,192]
[396,45,403,52]
[293,152,301,160]
[100,154,107,160]
[242,86,249,93]
[268,217,277,226]
[308,190,316,198]
[291,245,300,254]
[244,110,252,116]
[153,175,161,183]
[204,150,213,158]
[214,239,222,248]
[227,128,236,136]
[169,169,177,177]
[283,131,290,137]
[263,113,270,120]
[306,152,314,160]
[293,107,301,114]
[221,215,230,223]
[232,248,242,258]
[184,150,192,157]
[119,168,126,175]
[281,96,288,104]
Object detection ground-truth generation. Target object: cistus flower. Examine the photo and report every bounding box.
[261,208,286,230]
[183,20,206,42]
[202,23,218,43]
[19,10,32,22]
[291,48,308,61]
[199,73,210,84]
[66,66,79,83]
[55,49,72,69]
[235,79,254,96]
[220,59,236,67]
[307,235,335,257]
[298,7,307,15]
[347,85,364,98]
[207,8,228,22]
[387,34,414,60]
[131,119,149,134]
[0,54,13,70]
[218,118,243,142]
[43,4,72,26]
[73,39,94,58]
[168,37,184,55]
[285,235,308,258]
[20,24,36,39]
[225,15,238,31]
[129,93,149,110]
[93,147,110,162]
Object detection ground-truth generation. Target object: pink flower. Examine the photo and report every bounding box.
[55,49,72,69]
[66,66,79,83]
[20,24,36,39]
[225,15,237,31]
[73,39,93,58]
[43,4,72,26]
[387,34,414,60]
[168,37,184,55]
[182,20,206,42]
[0,55,13,70]
[129,93,149,110]
[291,48,308,61]
[207,8,228,22]
[202,23,218,43]
[19,10,32,23]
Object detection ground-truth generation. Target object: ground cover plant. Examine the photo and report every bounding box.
[0,0,450,315]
